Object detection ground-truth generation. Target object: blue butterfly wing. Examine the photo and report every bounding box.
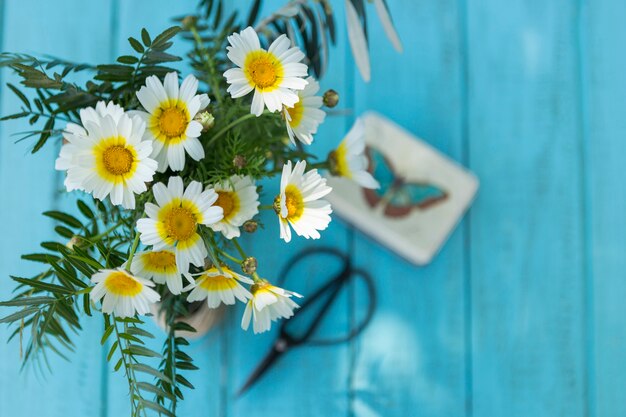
[366,146,395,197]
[385,182,448,217]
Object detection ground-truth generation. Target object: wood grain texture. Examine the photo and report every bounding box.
[350,1,469,416]
[5,0,626,416]
[583,1,626,416]
[0,1,114,417]
[226,1,354,416]
[465,1,587,416]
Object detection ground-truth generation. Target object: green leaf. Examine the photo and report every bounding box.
[50,261,88,289]
[101,324,114,345]
[173,322,196,333]
[152,26,182,47]
[0,296,56,307]
[107,341,118,361]
[43,211,82,228]
[174,336,189,346]
[55,302,81,329]
[7,83,31,110]
[125,345,162,358]
[40,241,66,252]
[175,374,195,389]
[12,276,74,295]
[126,327,155,339]
[83,293,92,316]
[141,28,152,46]
[137,381,175,400]
[118,332,144,344]
[21,253,61,264]
[55,226,75,239]
[0,111,29,121]
[76,200,95,219]
[114,357,124,371]
[128,37,144,53]
[175,361,198,370]
[0,307,39,323]
[116,55,138,65]
[175,351,193,362]
[143,51,181,64]
[66,253,104,270]
[32,117,55,153]
[131,363,172,384]
[137,398,175,417]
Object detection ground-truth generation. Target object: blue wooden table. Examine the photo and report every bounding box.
[1,0,624,416]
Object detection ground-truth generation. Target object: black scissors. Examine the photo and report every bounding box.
[237,247,376,396]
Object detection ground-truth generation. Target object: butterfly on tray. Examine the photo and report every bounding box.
[362,146,448,218]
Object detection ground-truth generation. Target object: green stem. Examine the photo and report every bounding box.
[189,25,224,104]
[207,112,259,146]
[88,219,126,243]
[258,204,274,211]
[112,316,141,416]
[217,249,243,264]
[125,233,141,272]
[231,238,247,259]
[307,161,330,170]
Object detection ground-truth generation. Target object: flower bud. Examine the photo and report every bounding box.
[273,195,282,215]
[323,89,339,108]
[327,150,340,176]
[233,154,247,169]
[243,220,258,233]
[194,111,215,132]
[241,257,258,275]
[66,235,82,250]
[181,15,198,30]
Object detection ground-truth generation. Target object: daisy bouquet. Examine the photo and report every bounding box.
[0,0,397,415]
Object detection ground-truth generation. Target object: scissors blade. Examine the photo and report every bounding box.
[237,340,286,396]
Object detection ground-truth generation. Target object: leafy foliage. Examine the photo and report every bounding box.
[0,1,400,415]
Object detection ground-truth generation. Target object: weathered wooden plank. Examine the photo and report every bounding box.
[583,1,626,416]
[465,1,587,416]
[225,1,353,416]
[350,1,469,416]
[0,1,114,416]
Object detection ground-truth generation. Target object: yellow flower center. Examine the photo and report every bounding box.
[329,143,351,178]
[104,271,142,296]
[102,145,134,176]
[287,100,304,127]
[283,184,304,220]
[164,207,197,242]
[198,271,238,292]
[144,251,176,269]
[214,191,239,220]
[159,107,188,138]
[245,51,284,91]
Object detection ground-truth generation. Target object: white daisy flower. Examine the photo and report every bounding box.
[208,175,259,239]
[224,26,308,116]
[55,101,157,209]
[135,72,210,172]
[241,281,302,334]
[136,176,224,274]
[329,118,380,189]
[130,249,189,295]
[275,160,332,243]
[283,76,326,145]
[186,265,253,308]
[90,268,160,318]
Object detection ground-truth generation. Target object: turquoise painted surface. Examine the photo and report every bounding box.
[0,0,624,416]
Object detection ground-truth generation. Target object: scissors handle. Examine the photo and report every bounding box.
[282,262,350,344]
